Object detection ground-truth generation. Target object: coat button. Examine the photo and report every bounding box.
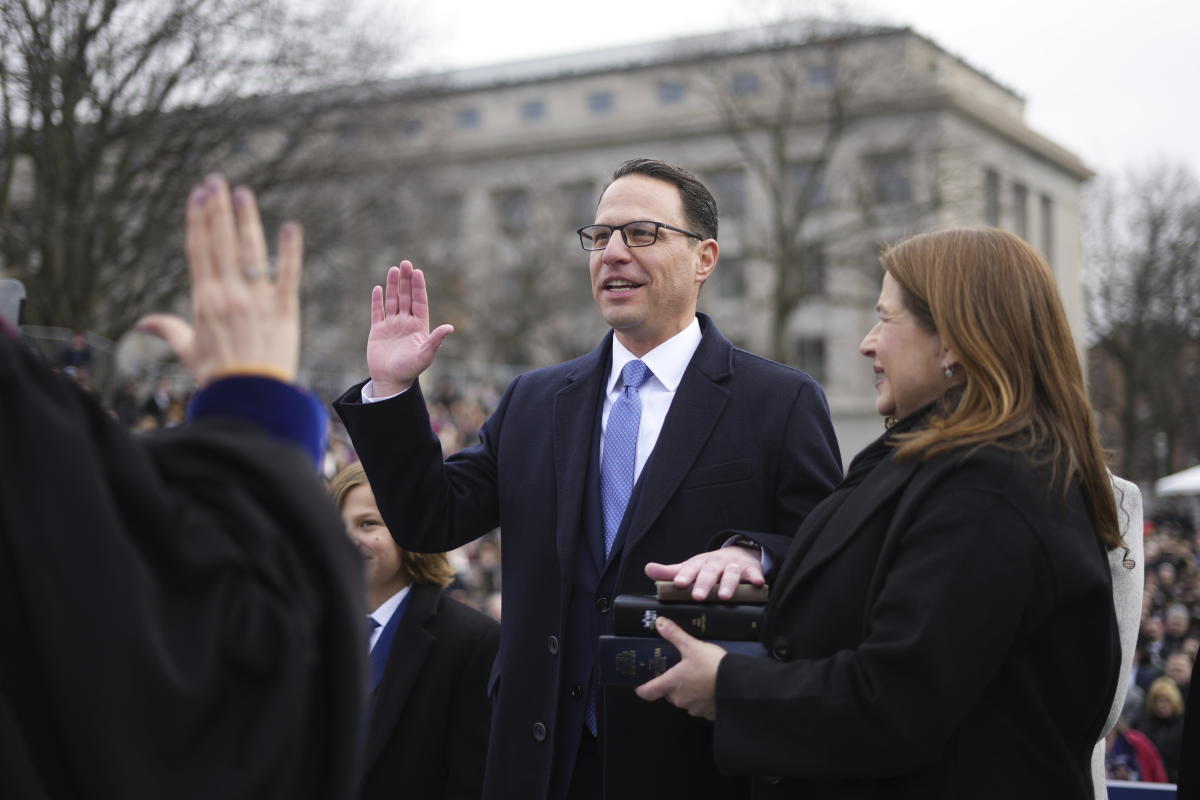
[532,722,547,742]
[547,635,559,655]
[770,637,790,661]
[595,596,611,613]
[570,683,584,700]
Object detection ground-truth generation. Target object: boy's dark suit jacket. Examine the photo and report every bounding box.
[360,583,499,800]
[336,314,843,800]
[713,440,1121,799]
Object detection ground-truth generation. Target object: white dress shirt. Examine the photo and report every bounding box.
[368,584,412,653]
[600,318,702,480]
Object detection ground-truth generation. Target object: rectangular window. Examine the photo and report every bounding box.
[788,161,828,212]
[560,181,597,229]
[587,91,614,114]
[493,188,530,236]
[799,242,826,296]
[705,169,746,220]
[394,117,422,138]
[521,100,545,122]
[807,62,837,88]
[1012,182,1029,239]
[793,337,826,385]
[984,169,1001,226]
[731,72,760,95]
[867,152,912,205]
[1040,193,1055,264]
[455,108,481,129]
[658,82,686,105]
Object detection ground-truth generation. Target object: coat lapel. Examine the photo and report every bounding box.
[364,584,438,771]
[621,316,732,557]
[771,454,920,612]
[554,337,610,593]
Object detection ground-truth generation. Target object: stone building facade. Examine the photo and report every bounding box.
[303,22,1091,460]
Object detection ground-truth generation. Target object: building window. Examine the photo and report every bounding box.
[793,337,826,384]
[560,181,597,229]
[587,91,614,114]
[1040,193,1055,264]
[715,256,746,298]
[493,188,530,236]
[807,62,837,87]
[394,117,422,138]
[867,152,912,205]
[705,169,746,221]
[658,82,686,105]
[984,169,1001,226]
[455,108,481,129]
[1012,182,1029,239]
[731,72,760,95]
[798,242,826,296]
[788,161,828,212]
[435,195,463,241]
[521,100,545,122]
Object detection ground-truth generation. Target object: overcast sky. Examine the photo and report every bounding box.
[410,0,1199,179]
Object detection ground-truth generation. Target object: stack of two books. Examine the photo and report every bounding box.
[598,581,769,685]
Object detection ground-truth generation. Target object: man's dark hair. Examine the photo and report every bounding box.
[611,158,718,241]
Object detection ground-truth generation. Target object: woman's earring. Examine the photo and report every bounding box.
[943,365,954,379]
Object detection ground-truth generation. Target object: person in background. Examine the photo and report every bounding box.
[1166,651,1193,701]
[1106,693,1168,783]
[1134,676,1187,783]
[637,228,1122,798]
[329,462,498,800]
[1,176,364,799]
[59,328,93,380]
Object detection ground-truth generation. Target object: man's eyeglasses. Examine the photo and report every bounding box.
[576,220,704,251]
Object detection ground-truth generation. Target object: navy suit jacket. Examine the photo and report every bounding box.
[359,583,499,800]
[336,314,842,800]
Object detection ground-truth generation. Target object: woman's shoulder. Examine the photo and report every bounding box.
[911,443,1037,493]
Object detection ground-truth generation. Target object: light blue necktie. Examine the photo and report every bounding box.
[587,359,651,737]
[600,359,651,557]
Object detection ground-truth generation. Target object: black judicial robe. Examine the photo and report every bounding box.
[0,328,366,800]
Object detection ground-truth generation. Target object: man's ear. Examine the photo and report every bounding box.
[695,239,718,284]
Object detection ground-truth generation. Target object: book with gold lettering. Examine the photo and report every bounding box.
[597,635,767,685]
[612,594,764,640]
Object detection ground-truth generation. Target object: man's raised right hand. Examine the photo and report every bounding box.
[366,261,454,397]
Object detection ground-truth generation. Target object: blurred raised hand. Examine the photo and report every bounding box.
[138,175,302,386]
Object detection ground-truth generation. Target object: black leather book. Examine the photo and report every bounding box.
[597,635,767,685]
[612,594,765,640]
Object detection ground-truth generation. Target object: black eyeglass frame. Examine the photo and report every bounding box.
[576,220,705,251]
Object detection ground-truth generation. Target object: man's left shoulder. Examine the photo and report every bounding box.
[727,347,823,390]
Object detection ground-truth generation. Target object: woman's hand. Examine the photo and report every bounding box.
[634,617,726,720]
[645,544,765,602]
[138,175,302,387]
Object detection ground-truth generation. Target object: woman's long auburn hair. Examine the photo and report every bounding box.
[882,227,1120,551]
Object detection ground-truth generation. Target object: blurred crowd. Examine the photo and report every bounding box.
[1108,512,1199,783]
